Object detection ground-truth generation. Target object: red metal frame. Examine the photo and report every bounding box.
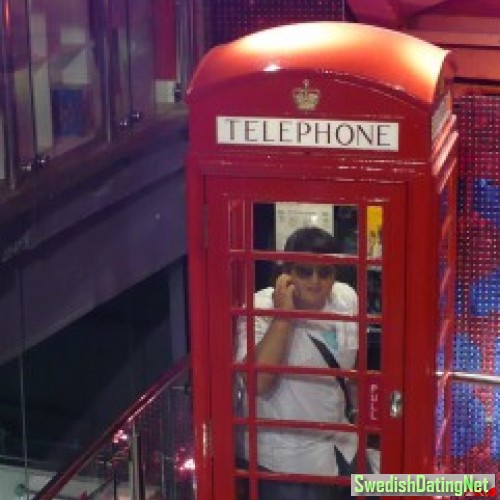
[203,178,406,498]
[187,22,458,500]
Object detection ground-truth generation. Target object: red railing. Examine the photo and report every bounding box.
[33,354,191,500]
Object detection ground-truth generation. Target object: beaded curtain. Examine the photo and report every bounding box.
[209,0,500,476]
[451,96,500,475]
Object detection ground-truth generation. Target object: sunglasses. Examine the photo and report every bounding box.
[292,265,335,280]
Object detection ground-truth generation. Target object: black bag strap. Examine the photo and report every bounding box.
[308,335,353,418]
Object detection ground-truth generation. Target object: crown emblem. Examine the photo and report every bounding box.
[293,79,320,111]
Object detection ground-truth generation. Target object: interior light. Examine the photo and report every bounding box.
[264,63,281,72]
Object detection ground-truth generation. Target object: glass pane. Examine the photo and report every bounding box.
[236,305,358,369]
[254,202,358,254]
[256,427,358,477]
[29,0,103,156]
[234,424,249,470]
[366,434,381,473]
[367,324,381,371]
[11,1,36,165]
[235,476,250,500]
[367,266,382,315]
[253,373,357,425]
[111,0,132,129]
[253,259,358,307]
[129,0,156,119]
[336,205,358,255]
[258,478,351,498]
[367,205,383,259]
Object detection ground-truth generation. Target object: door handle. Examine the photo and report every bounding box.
[389,390,403,418]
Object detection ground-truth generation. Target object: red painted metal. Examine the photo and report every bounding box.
[187,21,457,499]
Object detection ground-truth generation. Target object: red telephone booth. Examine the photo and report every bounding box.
[187,22,457,499]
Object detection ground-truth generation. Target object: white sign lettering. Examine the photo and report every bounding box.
[217,116,399,151]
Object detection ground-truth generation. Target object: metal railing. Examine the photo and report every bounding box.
[29,354,193,500]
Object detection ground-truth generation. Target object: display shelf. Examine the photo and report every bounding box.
[0,0,198,191]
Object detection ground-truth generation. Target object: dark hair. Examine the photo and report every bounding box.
[282,226,337,273]
[284,226,337,253]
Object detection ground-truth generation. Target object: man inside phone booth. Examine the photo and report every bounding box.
[235,226,378,500]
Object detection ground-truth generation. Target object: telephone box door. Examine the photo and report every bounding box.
[205,176,406,498]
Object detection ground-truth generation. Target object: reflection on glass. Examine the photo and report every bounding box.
[367,206,383,259]
[367,324,381,371]
[111,0,131,128]
[11,0,35,164]
[367,266,382,315]
[128,0,156,118]
[233,373,247,418]
[29,0,102,155]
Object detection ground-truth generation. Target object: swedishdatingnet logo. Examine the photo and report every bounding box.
[351,474,496,496]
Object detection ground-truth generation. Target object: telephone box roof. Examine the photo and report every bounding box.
[188,22,450,106]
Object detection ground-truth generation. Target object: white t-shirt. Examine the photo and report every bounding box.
[235,281,359,476]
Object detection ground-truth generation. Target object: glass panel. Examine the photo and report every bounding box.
[253,373,357,425]
[129,0,156,119]
[367,205,383,259]
[255,427,358,477]
[258,478,351,498]
[253,259,358,305]
[336,205,358,255]
[367,266,382,315]
[111,0,132,129]
[235,476,250,500]
[234,424,249,470]
[253,202,358,255]
[367,324,381,371]
[366,434,381,473]
[29,0,103,156]
[11,1,36,167]
[0,357,24,460]
[236,307,358,370]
